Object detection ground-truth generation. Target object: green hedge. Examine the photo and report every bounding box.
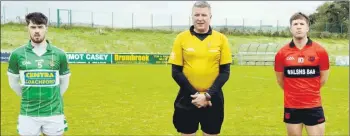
[218,27,349,39]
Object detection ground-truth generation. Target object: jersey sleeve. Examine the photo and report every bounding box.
[220,35,233,65]
[168,34,183,66]
[7,52,19,75]
[59,52,71,76]
[274,49,284,72]
[318,47,330,71]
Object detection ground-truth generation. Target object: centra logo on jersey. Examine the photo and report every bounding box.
[24,71,57,86]
[25,72,55,78]
[286,56,295,60]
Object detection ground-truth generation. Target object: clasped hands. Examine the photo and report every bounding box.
[191,93,212,108]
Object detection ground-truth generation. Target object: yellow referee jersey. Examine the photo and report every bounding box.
[168,29,232,92]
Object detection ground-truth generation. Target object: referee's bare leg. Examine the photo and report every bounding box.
[203,132,218,136]
[305,123,325,136]
[286,123,303,136]
[181,133,196,136]
[43,133,64,136]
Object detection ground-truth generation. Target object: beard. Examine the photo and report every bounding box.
[30,35,45,44]
[293,33,306,40]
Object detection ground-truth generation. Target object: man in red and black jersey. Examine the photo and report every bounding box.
[274,12,330,136]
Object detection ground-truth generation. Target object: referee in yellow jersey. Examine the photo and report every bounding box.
[168,1,232,135]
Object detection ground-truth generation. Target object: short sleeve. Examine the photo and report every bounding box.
[7,52,19,75]
[220,35,233,65]
[168,34,183,66]
[274,50,284,72]
[318,47,330,71]
[59,52,71,76]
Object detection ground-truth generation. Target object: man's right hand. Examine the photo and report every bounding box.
[191,93,212,108]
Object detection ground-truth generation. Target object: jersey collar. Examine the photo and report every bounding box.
[289,37,312,48]
[26,40,52,51]
[190,25,212,35]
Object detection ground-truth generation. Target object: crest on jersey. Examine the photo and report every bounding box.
[308,56,315,62]
[298,57,304,63]
[185,48,195,52]
[49,60,55,67]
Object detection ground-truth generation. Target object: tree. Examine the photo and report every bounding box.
[309,1,349,33]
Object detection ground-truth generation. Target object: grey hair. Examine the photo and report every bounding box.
[193,1,211,10]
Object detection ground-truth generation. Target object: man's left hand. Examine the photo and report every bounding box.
[191,93,212,108]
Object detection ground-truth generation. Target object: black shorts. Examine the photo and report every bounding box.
[284,106,326,126]
[173,91,224,134]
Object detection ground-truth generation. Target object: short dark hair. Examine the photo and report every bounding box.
[25,12,48,26]
[290,12,309,26]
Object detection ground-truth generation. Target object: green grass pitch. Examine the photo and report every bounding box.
[1,64,348,135]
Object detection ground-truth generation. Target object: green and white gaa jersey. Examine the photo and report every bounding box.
[8,40,70,117]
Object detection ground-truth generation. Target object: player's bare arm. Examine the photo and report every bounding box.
[320,70,329,87]
[319,46,330,87]
[8,75,22,96]
[60,72,71,96]
[274,49,284,90]
[275,72,284,89]
[59,53,71,96]
[7,51,23,96]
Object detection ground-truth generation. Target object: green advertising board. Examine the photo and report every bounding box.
[67,53,113,64]
[113,54,169,64]
[65,53,233,64]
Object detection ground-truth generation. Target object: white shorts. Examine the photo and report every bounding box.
[17,114,68,136]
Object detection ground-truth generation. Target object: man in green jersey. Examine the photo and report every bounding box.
[7,12,71,136]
